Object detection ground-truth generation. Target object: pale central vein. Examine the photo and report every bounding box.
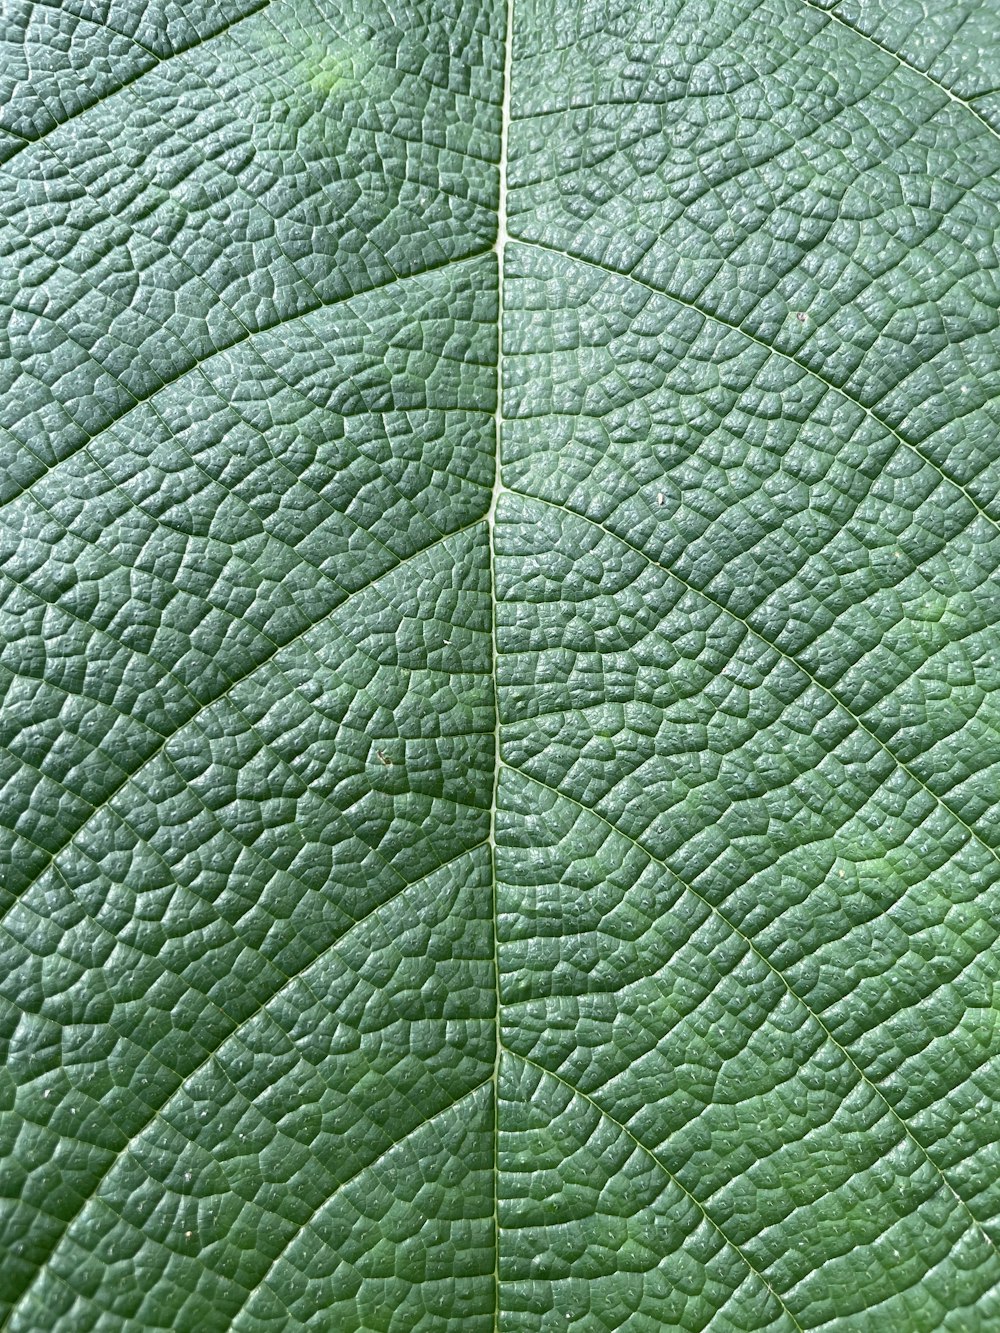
[489,1,514,1326]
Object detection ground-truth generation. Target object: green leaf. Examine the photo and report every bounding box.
[3,0,1000,1327]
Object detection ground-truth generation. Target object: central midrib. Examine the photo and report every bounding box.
[489,0,513,1326]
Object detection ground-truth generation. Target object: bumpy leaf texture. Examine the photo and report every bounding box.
[2,0,1000,1328]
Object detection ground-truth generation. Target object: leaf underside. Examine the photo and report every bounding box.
[2,0,1000,1328]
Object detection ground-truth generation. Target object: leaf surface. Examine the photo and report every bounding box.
[2,1,1000,1328]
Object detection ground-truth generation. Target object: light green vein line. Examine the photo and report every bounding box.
[4,517,489,916]
[511,485,999,871]
[501,1046,806,1333]
[797,0,1000,147]
[229,1078,494,1329]
[0,843,489,1331]
[502,759,1000,1272]
[0,1,272,160]
[0,248,493,519]
[491,0,514,1325]
[513,237,1000,538]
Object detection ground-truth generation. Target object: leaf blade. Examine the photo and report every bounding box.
[4,0,1000,1328]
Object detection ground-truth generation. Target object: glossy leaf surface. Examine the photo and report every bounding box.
[2,1,1000,1328]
